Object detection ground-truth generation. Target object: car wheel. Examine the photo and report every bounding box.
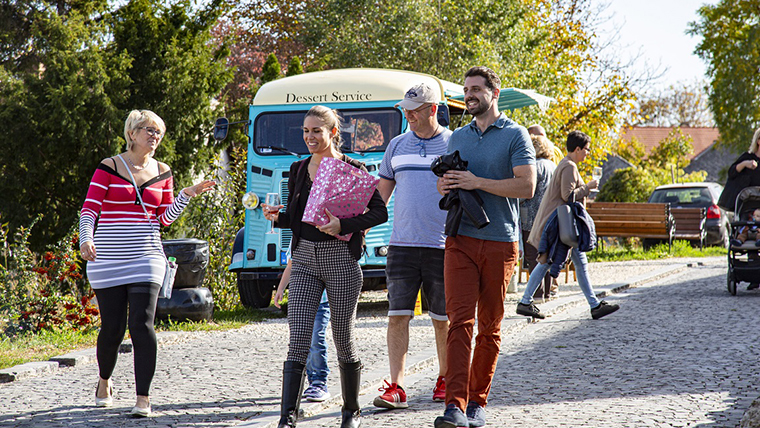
[237,276,275,308]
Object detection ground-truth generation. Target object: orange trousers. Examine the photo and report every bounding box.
[443,235,518,411]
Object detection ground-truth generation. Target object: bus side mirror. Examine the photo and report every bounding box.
[437,104,450,127]
[213,117,229,142]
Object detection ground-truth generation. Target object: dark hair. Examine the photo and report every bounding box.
[566,130,591,153]
[305,105,343,150]
[464,66,501,92]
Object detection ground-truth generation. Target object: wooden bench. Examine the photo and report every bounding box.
[671,207,707,249]
[586,202,675,250]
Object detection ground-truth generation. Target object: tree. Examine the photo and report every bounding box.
[690,0,760,153]
[286,56,303,76]
[599,129,707,202]
[628,81,714,127]
[596,167,659,203]
[260,52,281,84]
[0,0,233,249]
[0,3,131,249]
[647,128,695,170]
[109,0,233,187]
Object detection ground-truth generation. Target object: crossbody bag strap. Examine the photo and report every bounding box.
[117,155,161,236]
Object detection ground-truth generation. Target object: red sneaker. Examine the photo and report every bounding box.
[373,380,408,409]
[432,376,446,402]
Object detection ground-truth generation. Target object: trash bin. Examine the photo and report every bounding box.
[156,238,213,322]
[162,238,209,289]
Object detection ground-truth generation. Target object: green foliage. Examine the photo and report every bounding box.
[0,5,131,250]
[0,218,97,338]
[612,136,647,167]
[0,0,233,250]
[596,167,659,203]
[690,0,760,152]
[647,128,695,169]
[182,145,247,310]
[260,52,281,84]
[0,328,100,370]
[286,56,303,76]
[587,239,726,263]
[602,128,708,202]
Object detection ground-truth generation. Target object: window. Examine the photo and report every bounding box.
[649,188,713,206]
[253,108,402,156]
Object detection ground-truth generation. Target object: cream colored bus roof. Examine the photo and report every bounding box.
[253,68,462,106]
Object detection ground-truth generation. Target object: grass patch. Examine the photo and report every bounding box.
[0,305,284,370]
[588,239,727,263]
[0,328,99,370]
[154,305,284,332]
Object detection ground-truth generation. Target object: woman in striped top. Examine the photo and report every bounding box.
[79,109,215,417]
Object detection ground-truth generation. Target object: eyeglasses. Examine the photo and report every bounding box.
[137,127,162,137]
[403,104,432,115]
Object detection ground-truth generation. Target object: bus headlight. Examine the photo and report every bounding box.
[242,191,260,210]
[375,246,389,257]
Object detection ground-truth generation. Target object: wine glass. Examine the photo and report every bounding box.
[264,193,281,234]
[592,166,603,182]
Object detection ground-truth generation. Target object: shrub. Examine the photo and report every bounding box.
[0,218,98,337]
[182,145,247,310]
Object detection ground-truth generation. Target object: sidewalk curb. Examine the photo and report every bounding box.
[235,261,692,427]
[0,331,194,383]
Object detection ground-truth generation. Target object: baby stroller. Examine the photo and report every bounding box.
[727,186,760,295]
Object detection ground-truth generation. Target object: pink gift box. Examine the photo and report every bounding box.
[302,157,380,241]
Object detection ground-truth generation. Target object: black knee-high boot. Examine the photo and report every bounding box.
[278,361,306,428]
[339,361,362,428]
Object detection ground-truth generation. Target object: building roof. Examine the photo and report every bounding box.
[619,127,720,160]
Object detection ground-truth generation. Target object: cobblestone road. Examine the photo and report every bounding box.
[2,257,757,428]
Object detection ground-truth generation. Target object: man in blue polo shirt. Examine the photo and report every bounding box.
[373,83,452,410]
[434,66,536,428]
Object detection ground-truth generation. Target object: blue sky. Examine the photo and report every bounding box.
[599,0,718,91]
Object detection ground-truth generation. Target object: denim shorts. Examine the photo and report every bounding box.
[386,246,447,321]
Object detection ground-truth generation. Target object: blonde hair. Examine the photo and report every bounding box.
[304,105,343,150]
[124,110,166,151]
[531,134,553,160]
[750,127,760,155]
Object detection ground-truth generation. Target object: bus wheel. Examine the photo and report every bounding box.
[237,276,275,308]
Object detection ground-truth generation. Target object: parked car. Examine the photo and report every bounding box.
[647,182,730,247]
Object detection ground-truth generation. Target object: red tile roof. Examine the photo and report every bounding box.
[619,127,720,160]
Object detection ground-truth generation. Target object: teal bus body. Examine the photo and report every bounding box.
[228,69,465,308]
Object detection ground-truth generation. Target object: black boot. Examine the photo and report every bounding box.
[339,361,362,428]
[278,361,306,428]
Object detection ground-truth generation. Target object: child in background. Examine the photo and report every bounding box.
[731,208,760,247]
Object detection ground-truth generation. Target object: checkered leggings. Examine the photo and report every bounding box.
[287,239,363,364]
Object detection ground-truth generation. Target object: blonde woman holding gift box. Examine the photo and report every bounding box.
[263,105,388,428]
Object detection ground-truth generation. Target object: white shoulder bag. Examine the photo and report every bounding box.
[117,155,176,299]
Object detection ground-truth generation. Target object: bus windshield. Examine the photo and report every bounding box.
[253,108,402,156]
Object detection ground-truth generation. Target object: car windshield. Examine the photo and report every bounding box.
[649,188,714,206]
[253,108,402,156]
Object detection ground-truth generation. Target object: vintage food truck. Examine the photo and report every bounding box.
[214,68,552,308]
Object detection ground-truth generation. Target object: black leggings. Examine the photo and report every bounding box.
[93,282,159,397]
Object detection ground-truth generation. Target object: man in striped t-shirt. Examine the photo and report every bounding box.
[373,83,452,410]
